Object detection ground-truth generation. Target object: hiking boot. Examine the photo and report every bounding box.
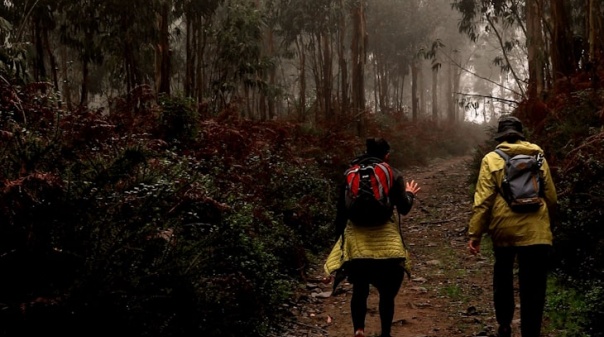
[498,325,511,337]
[354,328,365,337]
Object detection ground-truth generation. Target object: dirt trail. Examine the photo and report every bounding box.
[282,155,513,337]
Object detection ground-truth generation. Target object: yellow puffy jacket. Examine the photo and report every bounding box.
[468,141,557,247]
[324,220,409,275]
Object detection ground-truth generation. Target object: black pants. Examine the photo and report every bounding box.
[347,258,405,337]
[493,245,551,337]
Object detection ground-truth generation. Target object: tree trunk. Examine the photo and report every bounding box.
[526,0,545,99]
[411,59,418,121]
[33,18,47,84]
[43,28,58,91]
[267,28,276,120]
[338,0,349,120]
[418,61,424,116]
[322,31,333,121]
[196,21,207,104]
[60,45,72,110]
[431,66,438,120]
[185,14,194,98]
[550,0,575,80]
[446,57,454,121]
[351,1,366,135]
[588,0,596,63]
[297,37,307,122]
[155,1,171,96]
[80,59,89,106]
[453,51,462,121]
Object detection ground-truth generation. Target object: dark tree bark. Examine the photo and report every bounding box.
[155,1,171,96]
[432,67,438,120]
[550,0,575,80]
[351,1,366,135]
[338,0,349,120]
[526,0,545,99]
[411,59,419,121]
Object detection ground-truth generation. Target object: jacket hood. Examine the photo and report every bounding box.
[496,140,543,156]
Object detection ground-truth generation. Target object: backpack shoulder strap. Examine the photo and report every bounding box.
[357,156,382,165]
[494,148,510,162]
[493,149,509,198]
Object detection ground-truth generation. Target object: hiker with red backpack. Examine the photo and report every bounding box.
[324,137,420,337]
[468,116,558,337]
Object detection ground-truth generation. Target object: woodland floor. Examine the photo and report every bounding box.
[279,154,557,337]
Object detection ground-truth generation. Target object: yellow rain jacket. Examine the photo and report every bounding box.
[468,141,557,247]
[324,219,409,275]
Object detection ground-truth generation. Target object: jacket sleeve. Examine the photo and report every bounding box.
[540,159,558,224]
[333,180,348,239]
[391,168,414,215]
[468,155,497,242]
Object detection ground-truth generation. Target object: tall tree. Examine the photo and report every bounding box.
[548,0,575,80]
[351,0,366,134]
[526,0,545,98]
[155,0,172,96]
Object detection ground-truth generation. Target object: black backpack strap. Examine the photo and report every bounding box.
[357,156,383,165]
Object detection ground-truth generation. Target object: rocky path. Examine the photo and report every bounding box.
[281,155,550,337]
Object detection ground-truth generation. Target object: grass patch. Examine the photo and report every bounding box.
[440,283,465,300]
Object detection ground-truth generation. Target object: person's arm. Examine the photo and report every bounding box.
[391,169,419,215]
[333,181,348,239]
[467,155,496,255]
[540,158,558,225]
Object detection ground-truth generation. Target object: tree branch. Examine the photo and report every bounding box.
[486,13,527,99]
[454,92,519,106]
[440,48,522,98]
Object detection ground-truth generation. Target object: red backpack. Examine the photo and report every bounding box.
[344,160,394,226]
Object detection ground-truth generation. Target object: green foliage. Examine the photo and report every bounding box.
[545,278,592,337]
[376,116,488,168]
[525,88,604,334]
[157,94,200,142]
[0,78,341,336]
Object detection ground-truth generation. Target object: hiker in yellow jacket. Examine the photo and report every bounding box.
[324,138,420,337]
[468,116,557,337]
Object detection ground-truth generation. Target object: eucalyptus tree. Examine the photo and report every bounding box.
[55,0,108,106]
[546,0,602,80]
[548,0,575,81]
[366,0,433,121]
[98,0,163,100]
[451,0,531,100]
[173,0,222,103]
[350,0,366,129]
[270,0,311,122]
[303,0,340,123]
[209,0,269,118]
[270,0,343,124]
[0,0,61,90]
[49,0,167,106]
[451,0,603,115]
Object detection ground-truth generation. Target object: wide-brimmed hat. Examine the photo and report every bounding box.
[494,116,525,141]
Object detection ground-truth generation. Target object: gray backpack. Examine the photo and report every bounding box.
[495,149,544,213]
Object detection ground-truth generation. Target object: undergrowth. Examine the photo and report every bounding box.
[0,77,485,336]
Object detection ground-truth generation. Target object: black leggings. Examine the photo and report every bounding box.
[347,258,405,337]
